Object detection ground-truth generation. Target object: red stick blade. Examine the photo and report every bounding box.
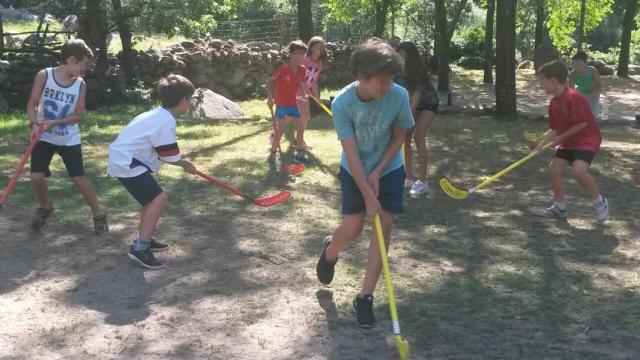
[254,190,292,207]
[282,163,305,175]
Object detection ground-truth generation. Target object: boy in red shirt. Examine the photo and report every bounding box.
[535,60,609,223]
[267,40,308,167]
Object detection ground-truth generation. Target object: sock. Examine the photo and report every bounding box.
[554,201,566,210]
[593,194,604,205]
[133,237,150,251]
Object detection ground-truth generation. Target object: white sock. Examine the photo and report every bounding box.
[593,194,604,205]
[554,201,566,210]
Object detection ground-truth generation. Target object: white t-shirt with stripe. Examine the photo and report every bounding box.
[107,107,182,178]
[38,67,83,146]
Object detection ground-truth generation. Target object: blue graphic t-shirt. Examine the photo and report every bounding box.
[332,82,414,177]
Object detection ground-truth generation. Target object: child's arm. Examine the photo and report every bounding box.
[342,138,381,215]
[165,159,197,174]
[26,70,46,131]
[589,68,602,99]
[266,78,276,109]
[368,126,407,194]
[40,82,87,131]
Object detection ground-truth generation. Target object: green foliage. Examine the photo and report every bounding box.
[546,0,616,53]
[450,23,485,61]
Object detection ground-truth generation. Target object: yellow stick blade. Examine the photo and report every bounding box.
[439,178,468,200]
[396,336,410,359]
[523,130,540,143]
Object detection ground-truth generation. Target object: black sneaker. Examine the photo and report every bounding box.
[149,238,169,252]
[128,246,163,269]
[352,294,376,328]
[267,152,280,169]
[316,236,337,284]
[293,151,311,165]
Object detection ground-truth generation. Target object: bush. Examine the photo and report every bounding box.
[450,24,486,62]
[457,56,485,70]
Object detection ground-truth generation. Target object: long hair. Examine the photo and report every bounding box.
[397,41,435,92]
[306,36,327,63]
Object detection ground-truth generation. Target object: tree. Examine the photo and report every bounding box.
[533,0,546,70]
[546,0,615,53]
[111,0,134,83]
[576,0,587,50]
[78,0,108,79]
[373,0,394,36]
[495,0,518,121]
[483,0,495,84]
[297,0,313,42]
[617,0,638,77]
[323,0,401,38]
[434,0,469,92]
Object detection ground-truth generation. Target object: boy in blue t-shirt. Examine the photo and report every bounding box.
[315,38,414,328]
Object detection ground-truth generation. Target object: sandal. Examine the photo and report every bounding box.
[93,214,109,235]
[31,202,54,231]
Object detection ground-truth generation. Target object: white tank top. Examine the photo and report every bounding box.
[38,67,83,146]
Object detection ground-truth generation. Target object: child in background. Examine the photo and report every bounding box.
[535,60,609,223]
[267,40,308,167]
[569,51,603,119]
[108,75,197,269]
[295,36,327,153]
[396,41,439,197]
[315,38,414,328]
[26,39,108,234]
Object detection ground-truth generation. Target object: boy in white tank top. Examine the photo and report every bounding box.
[26,39,108,234]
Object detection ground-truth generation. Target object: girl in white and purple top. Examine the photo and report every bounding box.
[295,36,327,151]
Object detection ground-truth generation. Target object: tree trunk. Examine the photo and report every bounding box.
[495,0,518,121]
[533,0,545,70]
[79,0,108,77]
[483,0,495,84]
[617,0,638,78]
[434,0,449,92]
[297,0,313,43]
[373,0,393,37]
[576,0,586,51]
[111,0,134,83]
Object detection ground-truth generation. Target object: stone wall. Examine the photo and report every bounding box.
[0,39,358,111]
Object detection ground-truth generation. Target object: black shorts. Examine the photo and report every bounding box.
[118,171,164,206]
[416,100,439,113]
[30,140,85,177]
[555,149,596,165]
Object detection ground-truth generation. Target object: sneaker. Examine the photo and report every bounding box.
[316,235,337,285]
[31,202,54,230]
[93,214,109,235]
[267,152,280,169]
[594,196,609,223]
[405,178,415,188]
[409,180,429,197]
[128,246,163,269]
[352,294,376,328]
[293,151,311,165]
[149,238,169,252]
[544,203,567,219]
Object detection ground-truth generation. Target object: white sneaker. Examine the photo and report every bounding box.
[594,196,609,223]
[405,178,415,188]
[409,180,429,197]
[544,203,567,218]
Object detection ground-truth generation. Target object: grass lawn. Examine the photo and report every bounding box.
[0,81,639,358]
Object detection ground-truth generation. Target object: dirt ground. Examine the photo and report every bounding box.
[1,73,639,360]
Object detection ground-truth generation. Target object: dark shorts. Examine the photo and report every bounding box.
[416,100,439,113]
[30,140,85,177]
[339,166,405,215]
[275,105,301,119]
[555,149,596,165]
[118,171,164,206]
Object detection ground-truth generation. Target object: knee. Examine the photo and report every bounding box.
[30,173,45,183]
[157,192,168,205]
[572,166,589,179]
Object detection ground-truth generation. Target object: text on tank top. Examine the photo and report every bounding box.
[38,67,82,144]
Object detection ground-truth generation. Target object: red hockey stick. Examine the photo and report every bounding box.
[0,125,43,209]
[194,170,291,207]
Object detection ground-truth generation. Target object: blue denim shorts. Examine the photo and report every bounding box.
[275,105,301,119]
[339,166,405,215]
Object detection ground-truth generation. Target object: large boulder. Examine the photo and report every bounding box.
[189,88,245,120]
[588,60,614,76]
